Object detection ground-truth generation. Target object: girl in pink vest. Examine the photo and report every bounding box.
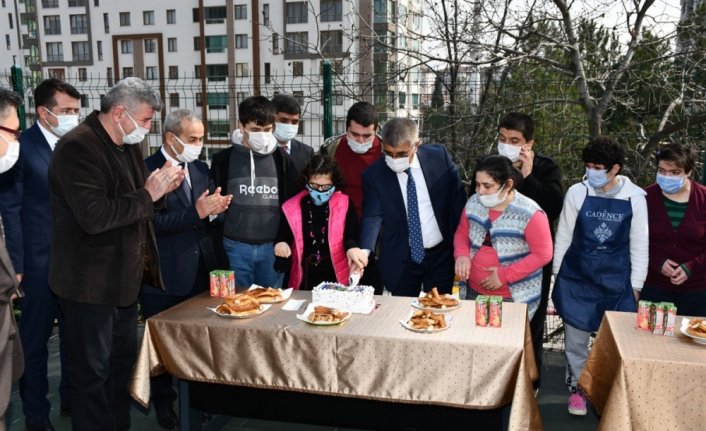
[275,155,368,289]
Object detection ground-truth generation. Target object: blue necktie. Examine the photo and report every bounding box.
[178,163,192,203]
[406,168,425,264]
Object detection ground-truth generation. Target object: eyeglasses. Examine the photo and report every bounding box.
[0,125,20,139]
[307,182,334,192]
[382,142,418,159]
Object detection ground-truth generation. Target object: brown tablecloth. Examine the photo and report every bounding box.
[579,311,706,430]
[130,291,542,430]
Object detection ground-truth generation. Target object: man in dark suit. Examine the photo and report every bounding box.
[0,87,24,431]
[359,118,466,296]
[141,110,230,429]
[48,78,185,430]
[271,94,313,175]
[0,78,80,431]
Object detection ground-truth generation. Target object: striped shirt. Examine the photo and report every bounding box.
[663,196,688,229]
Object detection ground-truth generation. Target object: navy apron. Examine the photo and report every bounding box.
[552,186,637,332]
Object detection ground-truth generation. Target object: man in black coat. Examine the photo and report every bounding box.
[271,94,313,175]
[49,78,185,430]
[496,112,564,389]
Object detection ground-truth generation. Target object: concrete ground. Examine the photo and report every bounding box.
[5,327,599,431]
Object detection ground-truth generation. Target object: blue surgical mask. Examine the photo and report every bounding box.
[585,167,609,188]
[306,184,336,206]
[656,173,685,194]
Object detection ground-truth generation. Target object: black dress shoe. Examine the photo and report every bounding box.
[25,417,56,431]
[60,402,71,417]
[154,401,178,430]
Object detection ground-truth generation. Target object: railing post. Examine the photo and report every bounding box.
[323,60,333,140]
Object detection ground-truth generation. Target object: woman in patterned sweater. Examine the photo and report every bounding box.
[453,155,552,319]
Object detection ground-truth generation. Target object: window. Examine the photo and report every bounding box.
[43,15,61,35]
[103,13,109,33]
[168,65,178,79]
[106,67,113,86]
[234,4,247,19]
[42,0,58,8]
[202,6,226,23]
[68,0,86,5]
[236,92,249,104]
[207,120,230,138]
[195,92,203,107]
[96,40,102,60]
[166,9,176,24]
[80,94,89,108]
[320,30,342,55]
[205,35,227,53]
[48,68,65,79]
[145,66,157,80]
[78,67,87,81]
[297,120,304,135]
[286,2,307,24]
[143,11,154,25]
[412,94,419,109]
[272,33,279,53]
[70,14,87,34]
[5,34,10,50]
[8,13,13,30]
[144,39,156,53]
[120,40,132,54]
[285,32,307,53]
[207,92,228,109]
[321,0,342,21]
[46,42,63,61]
[167,37,177,52]
[206,64,228,81]
[292,61,303,77]
[72,41,90,61]
[293,91,304,106]
[262,4,269,25]
[264,62,271,83]
[398,91,406,109]
[169,93,179,108]
[235,34,247,49]
[122,67,133,78]
[119,12,130,26]
[333,92,343,105]
[193,37,200,50]
[374,0,386,23]
[320,59,343,74]
[194,65,201,79]
[235,62,248,78]
[94,0,99,6]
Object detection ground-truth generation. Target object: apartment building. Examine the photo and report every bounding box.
[1,0,424,153]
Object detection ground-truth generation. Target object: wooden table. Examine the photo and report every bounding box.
[130,291,542,430]
[579,311,706,430]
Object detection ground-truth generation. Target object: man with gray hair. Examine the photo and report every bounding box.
[358,118,466,296]
[48,77,185,430]
[141,109,230,429]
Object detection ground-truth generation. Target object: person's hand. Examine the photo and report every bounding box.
[670,265,689,285]
[144,161,186,202]
[480,267,501,290]
[274,242,291,258]
[661,259,678,278]
[195,187,232,219]
[16,273,22,283]
[455,256,470,281]
[346,247,368,269]
[633,289,640,302]
[518,146,534,178]
[349,262,365,279]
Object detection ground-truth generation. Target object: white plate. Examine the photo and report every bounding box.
[247,285,293,304]
[296,303,351,326]
[208,304,272,319]
[399,311,453,333]
[680,318,706,345]
[411,298,461,312]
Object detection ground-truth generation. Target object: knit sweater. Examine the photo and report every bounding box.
[553,176,648,290]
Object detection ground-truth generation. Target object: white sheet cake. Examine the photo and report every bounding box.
[311,282,376,314]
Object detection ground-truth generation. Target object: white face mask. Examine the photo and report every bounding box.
[385,155,411,173]
[497,142,522,162]
[119,111,150,145]
[173,136,203,163]
[0,134,20,174]
[347,136,373,154]
[245,130,277,154]
[478,185,507,208]
[273,122,298,143]
[45,108,79,137]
